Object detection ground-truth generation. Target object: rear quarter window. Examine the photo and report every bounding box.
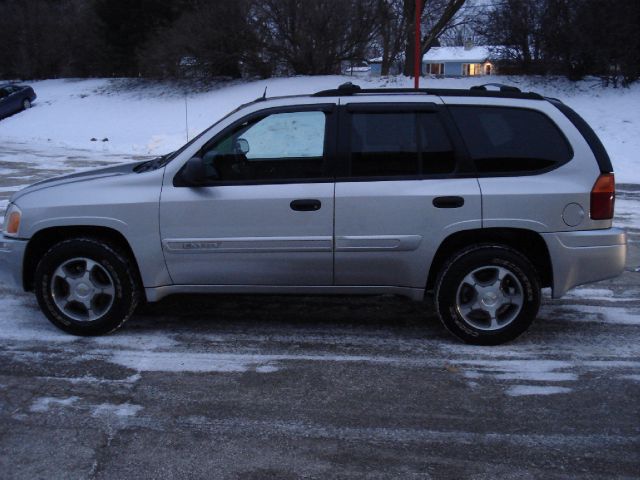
[449,106,573,174]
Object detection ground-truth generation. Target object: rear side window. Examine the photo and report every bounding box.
[349,112,455,177]
[449,106,572,174]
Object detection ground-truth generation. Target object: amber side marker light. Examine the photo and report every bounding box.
[6,211,21,235]
[590,173,615,220]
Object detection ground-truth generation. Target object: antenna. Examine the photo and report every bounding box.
[262,86,268,99]
[184,93,189,142]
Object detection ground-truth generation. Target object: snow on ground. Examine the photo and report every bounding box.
[505,385,572,397]
[28,394,143,419]
[0,75,639,184]
[1,279,639,395]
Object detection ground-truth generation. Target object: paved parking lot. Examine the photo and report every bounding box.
[0,143,639,479]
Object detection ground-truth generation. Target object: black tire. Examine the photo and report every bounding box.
[435,245,540,345]
[22,99,31,110]
[34,238,139,336]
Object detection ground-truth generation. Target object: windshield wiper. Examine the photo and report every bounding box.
[134,153,173,173]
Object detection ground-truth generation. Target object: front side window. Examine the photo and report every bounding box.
[199,110,327,182]
[449,106,573,174]
[349,112,455,178]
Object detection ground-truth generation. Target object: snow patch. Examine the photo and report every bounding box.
[563,288,617,302]
[255,365,280,373]
[91,402,143,418]
[38,373,142,385]
[560,305,640,325]
[91,332,178,350]
[506,385,572,397]
[30,396,80,412]
[614,197,640,229]
[105,350,414,373]
[456,359,573,383]
[456,359,579,393]
[0,292,81,343]
[493,371,578,382]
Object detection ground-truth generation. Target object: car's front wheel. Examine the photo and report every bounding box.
[22,99,31,110]
[435,245,541,345]
[34,238,139,335]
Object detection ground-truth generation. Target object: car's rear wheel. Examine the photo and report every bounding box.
[22,99,31,110]
[435,245,540,345]
[34,238,139,335]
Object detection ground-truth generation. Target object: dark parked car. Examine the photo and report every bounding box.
[0,83,36,119]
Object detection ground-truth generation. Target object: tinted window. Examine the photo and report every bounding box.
[418,114,457,174]
[200,111,327,182]
[349,112,455,177]
[450,106,572,173]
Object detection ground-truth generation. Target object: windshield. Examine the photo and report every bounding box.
[134,104,247,173]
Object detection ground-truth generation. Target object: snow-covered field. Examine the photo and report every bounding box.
[0,75,638,184]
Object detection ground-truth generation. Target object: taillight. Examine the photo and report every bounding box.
[590,173,615,220]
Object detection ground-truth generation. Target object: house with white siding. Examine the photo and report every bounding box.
[423,45,497,77]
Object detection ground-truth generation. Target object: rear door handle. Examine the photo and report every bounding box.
[290,199,321,211]
[433,196,464,208]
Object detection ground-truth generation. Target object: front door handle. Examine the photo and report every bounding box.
[290,199,321,211]
[433,196,464,208]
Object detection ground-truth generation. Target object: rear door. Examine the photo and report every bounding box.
[447,103,590,232]
[334,102,482,289]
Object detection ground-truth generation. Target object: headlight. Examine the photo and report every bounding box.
[3,204,22,237]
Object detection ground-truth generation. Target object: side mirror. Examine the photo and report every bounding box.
[235,138,250,155]
[181,157,217,185]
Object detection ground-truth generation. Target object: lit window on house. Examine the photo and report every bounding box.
[462,63,483,76]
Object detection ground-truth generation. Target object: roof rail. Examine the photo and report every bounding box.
[470,83,521,93]
[312,82,544,100]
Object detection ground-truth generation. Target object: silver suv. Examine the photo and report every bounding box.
[0,83,627,344]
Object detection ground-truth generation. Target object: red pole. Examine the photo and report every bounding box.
[414,0,422,89]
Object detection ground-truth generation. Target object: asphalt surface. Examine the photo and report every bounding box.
[0,144,639,479]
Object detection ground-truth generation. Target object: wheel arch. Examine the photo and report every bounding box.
[23,225,142,292]
[426,228,552,291]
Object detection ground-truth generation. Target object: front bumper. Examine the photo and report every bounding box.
[541,228,627,298]
[0,236,27,289]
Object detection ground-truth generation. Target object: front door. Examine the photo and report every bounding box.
[160,107,335,286]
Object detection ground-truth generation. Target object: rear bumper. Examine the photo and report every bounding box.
[541,228,627,298]
[0,236,27,289]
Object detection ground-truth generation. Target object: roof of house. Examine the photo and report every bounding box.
[423,46,493,63]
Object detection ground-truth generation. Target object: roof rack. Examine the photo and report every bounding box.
[469,83,521,93]
[312,82,544,100]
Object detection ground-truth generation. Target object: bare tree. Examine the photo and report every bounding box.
[138,0,258,79]
[0,0,107,80]
[375,0,405,75]
[376,0,467,77]
[251,0,382,75]
[477,0,544,73]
